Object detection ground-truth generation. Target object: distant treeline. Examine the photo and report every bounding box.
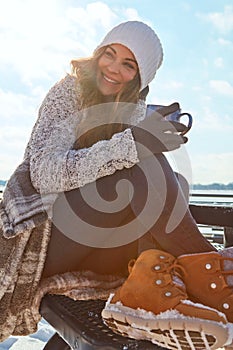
[191,182,233,190]
[1,179,233,190]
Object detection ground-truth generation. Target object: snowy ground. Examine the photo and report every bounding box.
[0,319,55,350]
[0,321,227,350]
[0,318,228,350]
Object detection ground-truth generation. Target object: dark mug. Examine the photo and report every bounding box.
[146,104,193,135]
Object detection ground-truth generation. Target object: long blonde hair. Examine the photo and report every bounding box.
[71,46,141,149]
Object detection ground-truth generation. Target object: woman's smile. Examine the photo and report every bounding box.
[96,44,138,96]
[103,74,120,84]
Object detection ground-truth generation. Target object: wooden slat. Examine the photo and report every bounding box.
[189,204,233,228]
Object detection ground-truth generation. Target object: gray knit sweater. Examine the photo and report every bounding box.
[24,74,146,194]
[0,74,147,341]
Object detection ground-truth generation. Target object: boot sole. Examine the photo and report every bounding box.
[102,303,230,350]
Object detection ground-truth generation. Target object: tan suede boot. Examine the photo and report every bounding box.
[102,249,231,350]
[177,250,233,324]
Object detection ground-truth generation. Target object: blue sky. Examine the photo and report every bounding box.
[0,0,232,184]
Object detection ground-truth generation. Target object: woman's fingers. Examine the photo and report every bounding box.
[156,102,180,117]
[168,120,188,133]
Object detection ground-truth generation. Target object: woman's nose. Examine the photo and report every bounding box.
[107,60,120,73]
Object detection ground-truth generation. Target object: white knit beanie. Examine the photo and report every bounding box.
[94,21,163,91]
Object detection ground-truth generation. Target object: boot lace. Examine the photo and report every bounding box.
[219,256,233,276]
[157,260,187,297]
[168,260,187,281]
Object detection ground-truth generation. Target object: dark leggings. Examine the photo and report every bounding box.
[42,154,215,278]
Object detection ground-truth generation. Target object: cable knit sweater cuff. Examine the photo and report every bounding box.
[68,128,139,189]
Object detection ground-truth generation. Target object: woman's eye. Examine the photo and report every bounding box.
[124,62,136,70]
[104,50,113,58]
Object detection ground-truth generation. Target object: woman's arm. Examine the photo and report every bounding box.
[26,75,140,194]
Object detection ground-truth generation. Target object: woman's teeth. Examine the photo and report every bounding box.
[104,75,119,84]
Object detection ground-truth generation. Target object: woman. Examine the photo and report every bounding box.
[0,20,233,349]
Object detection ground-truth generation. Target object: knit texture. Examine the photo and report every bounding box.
[0,216,124,341]
[0,73,146,340]
[95,21,163,91]
[25,74,144,194]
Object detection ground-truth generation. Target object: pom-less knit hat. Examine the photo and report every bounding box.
[94,21,163,91]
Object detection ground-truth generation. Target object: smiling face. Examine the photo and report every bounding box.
[96,44,138,96]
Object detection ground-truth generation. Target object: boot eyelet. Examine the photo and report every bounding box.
[205,263,212,270]
[223,303,230,310]
[210,283,217,289]
[165,291,172,297]
[154,265,161,271]
[155,279,162,285]
[159,255,166,260]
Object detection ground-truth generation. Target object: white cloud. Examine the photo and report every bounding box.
[0,89,43,179]
[192,85,202,92]
[192,106,218,129]
[214,57,224,68]
[218,38,233,46]
[0,0,73,83]
[149,79,184,105]
[197,5,233,34]
[0,89,38,121]
[191,153,233,184]
[188,102,233,132]
[168,81,184,89]
[123,7,141,20]
[0,1,141,86]
[151,79,184,91]
[66,2,118,46]
[209,80,233,97]
[0,1,144,179]
[67,2,117,27]
[0,1,231,187]
[181,2,192,12]
[0,125,32,179]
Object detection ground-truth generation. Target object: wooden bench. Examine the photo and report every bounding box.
[40,204,233,350]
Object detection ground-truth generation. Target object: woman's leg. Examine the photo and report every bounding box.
[42,166,143,278]
[42,153,215,278]
[131,154,215,256]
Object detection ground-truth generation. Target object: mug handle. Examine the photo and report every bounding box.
[179,113,193,135]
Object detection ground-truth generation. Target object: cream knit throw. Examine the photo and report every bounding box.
[0,218,124,341]
[0,74,146,341]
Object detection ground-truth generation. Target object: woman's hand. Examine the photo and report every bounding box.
[131,103,188,158]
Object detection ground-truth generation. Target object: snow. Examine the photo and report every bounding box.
[0,316,230,349]
[0,319,55,350]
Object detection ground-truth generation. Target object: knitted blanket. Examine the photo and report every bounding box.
[0,160,124,341]
[0,75,148,342]
[0,159,56,239]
